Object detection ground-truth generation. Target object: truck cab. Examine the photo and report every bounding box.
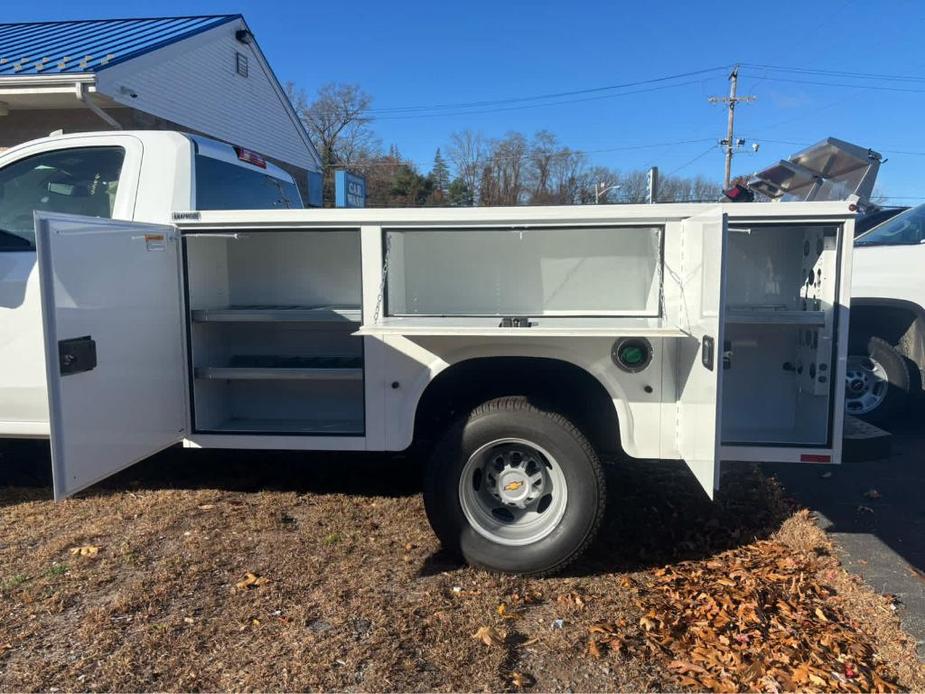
[0,130,303,437]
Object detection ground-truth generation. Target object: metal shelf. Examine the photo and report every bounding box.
[195,366,362,381]
[191,305,361,323]
[195,354,363,381]
[725,309,826,326]
[200,417,364,434]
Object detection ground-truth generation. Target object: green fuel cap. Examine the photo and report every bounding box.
[612,337,652,373]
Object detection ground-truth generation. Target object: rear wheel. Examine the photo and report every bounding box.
[423,396,606,576]
[845,336,910,424]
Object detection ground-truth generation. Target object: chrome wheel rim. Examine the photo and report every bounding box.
[845,355,889,415]
[458,438,568,546]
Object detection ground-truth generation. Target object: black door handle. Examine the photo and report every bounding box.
[58,336,97,376]
[701,335,715,371]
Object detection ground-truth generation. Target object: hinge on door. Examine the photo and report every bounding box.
[58,336,97,376]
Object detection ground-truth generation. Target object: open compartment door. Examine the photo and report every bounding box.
[35,213,186,500]
[673,209,728,497]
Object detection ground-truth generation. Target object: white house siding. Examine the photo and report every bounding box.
[95,20,318,172]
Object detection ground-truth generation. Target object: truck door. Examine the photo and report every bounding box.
[673,209,728,497]
[35,212,186,499]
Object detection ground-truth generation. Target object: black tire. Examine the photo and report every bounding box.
[423,396,606,576]
[846,335,910,425]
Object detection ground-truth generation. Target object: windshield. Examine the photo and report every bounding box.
[856,203,925,247]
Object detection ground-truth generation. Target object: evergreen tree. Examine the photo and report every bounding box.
[430,148,451,194]
[447,177,474,206]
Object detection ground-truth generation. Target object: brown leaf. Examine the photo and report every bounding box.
[668,660,708,674]
[236,572,269,590]
[587,639,602,658]
[472,625,503,647]
[509,671,533,689]
[556,591,586,610]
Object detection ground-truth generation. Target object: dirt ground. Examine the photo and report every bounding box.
[0,444,923,692]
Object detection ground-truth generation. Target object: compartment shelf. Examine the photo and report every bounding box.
[202,417,364,434]
[195,367,362,381]
[191,305,361,324]
[195,354,363,381]
[725,308,826,326]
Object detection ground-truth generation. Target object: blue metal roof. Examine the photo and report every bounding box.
[0,15,240,76]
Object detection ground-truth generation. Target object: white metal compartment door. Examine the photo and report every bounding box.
[35,212,186,500]
[673,209,728,497]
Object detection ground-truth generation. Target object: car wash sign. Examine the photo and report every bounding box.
[335,170,367,208]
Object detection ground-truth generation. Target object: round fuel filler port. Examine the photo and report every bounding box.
[612,337,653,373]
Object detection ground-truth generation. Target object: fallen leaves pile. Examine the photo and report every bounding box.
[2,447,922,691]
[587,539,902,692]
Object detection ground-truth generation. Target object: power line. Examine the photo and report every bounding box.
[739,138,925,158]
[739,63,925,84]
[371,79,712,120]
[664,145,718,177]
[364,66,731,114]
[752,76,925,95]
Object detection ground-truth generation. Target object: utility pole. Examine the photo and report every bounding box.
[708,65,755,189]
[646,166,659,204]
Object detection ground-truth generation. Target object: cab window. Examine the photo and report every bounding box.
[0,146,125,251]
[856,203,925,247]
[195,155,303,210]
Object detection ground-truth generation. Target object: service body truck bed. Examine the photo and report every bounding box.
[32,201,855,574]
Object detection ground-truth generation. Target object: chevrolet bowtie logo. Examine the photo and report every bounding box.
[503,481,524,492]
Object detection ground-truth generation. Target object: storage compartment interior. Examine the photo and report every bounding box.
[385,225,662,317]
[185,230,363,435]
[721,223,840,445]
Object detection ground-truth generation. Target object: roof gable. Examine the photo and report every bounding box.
[0,15,239,75]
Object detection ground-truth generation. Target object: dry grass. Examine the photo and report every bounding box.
[0,445,921,692]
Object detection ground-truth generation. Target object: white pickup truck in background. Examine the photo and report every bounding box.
[849,203,925,423]
[0,130,303,437]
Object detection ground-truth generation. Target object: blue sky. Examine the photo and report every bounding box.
[6,1,925,201]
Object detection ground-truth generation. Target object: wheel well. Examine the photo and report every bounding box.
[412,357,621,456]
[851,301,925,374]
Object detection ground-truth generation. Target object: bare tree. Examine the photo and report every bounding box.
[289,82,377,205]
[550,148,587,204]
[528,130,559,203]
[485,132,529,206]
[446,130,486,204]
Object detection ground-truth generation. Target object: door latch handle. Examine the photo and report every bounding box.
[701,335,715,371]
[58,336,97,376]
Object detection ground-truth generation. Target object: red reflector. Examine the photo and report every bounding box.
[800,453,832,463]
[234,146,267,168]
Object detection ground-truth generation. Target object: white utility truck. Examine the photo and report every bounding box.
[28,197,855,575]
[0,130,303,438]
